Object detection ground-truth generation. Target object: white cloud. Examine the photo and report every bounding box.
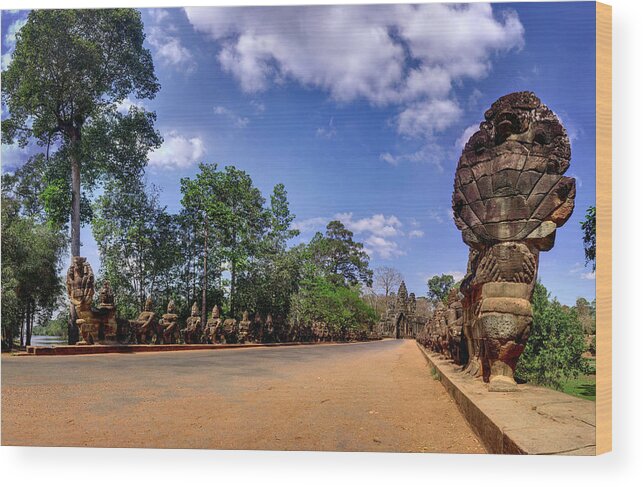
[396,99,462,138]
[146,10,196,73]
[293,212,408,260]
[429,209,445,225]
[335,212,402,238]
[570,262,595,281]
[581,272,596,281]
[116,97,145,114]
[185,3,524,152]
[213,106,250,128]
[316,118,337,139]
[1,17,27,69]
[5,17,26,46]
[292,216,328,233]
[186,4,522,105]
[379,143,445,171]
[364,235,405,259]
[408,230,424,238]
[455,123,480,150]
[427,270,465,283]
[148,131,205,169]
[250,100,266,112]
[1,141,31,168]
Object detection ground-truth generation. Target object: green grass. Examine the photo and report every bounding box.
[559,359,596,401]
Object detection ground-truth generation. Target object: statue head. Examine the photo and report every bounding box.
[72,256,87,271]
[453,91,575,250]
[211,305,220,319]
[167,299,176,314]
[99,280,114,306]
[144,296,154,312]
[191,302,199,317]
[242,310,249,321]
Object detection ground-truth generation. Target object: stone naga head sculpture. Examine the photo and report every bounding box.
[66,256,95,308]
[452,91,575,391]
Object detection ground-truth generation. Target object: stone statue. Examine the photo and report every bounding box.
[445,288,465,365]
[99,280,115,308]
[249,313,263,343]
[66,257,117,344]
[129,296,157,344]
[205,305,223,343]
[182,302,202,344]
[221,317,238,344]
[237,310,251,344]
[264,313,275,342]
[158,300,180,344]
[452,91,576,391]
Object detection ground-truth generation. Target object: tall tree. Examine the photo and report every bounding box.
[92,180,180,318]
[2,9,162,342]
[1,9,161,257]
[373,266,403,303]
[1,192,66,349]
[427,274,456,304]
[308,220,373,287]
[581,206,596,272]
[236,183,301,319]
[181,164,268,319]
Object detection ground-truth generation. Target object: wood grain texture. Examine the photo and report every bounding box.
[595,1,612,455]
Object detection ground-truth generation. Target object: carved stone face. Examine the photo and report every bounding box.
[191,302,199,317]
[212,305,220,319]
[72,256,87,273]
[453,91,575,249]
[167,300,176,314]
[144,296,154,312]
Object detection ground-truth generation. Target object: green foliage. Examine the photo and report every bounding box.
[180,163,270,317]
[91,179,180,318]
[427,274,456,304]
[307,220,373,287]
[32,312,70,339]
[515,282,591,390]
[2,9,161,256]
[1,191,67,348]
[290,276,378,336]
[574,297,596,334]
[2,9,159,145]
[581,206,596,272]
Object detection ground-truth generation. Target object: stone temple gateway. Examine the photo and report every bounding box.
[451,91,576,391]
[378,282,427,338]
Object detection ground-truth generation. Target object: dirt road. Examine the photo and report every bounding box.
[1,339,485,453]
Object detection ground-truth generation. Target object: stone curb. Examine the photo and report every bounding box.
[416,342,596,455]
[23,339,383,356]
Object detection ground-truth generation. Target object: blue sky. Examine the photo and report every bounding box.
[1,2,596,304]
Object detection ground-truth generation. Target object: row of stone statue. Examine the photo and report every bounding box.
[416,288,466,365]
[65,256,378,345]
[418,92,577,392]
[129,299,276,345]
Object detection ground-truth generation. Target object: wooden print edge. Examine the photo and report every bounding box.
[595,0,612,455]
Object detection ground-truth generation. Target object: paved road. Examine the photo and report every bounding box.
[1,339,485,453]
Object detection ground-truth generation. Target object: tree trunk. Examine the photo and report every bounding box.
[26,300,33,347]
[68,129,81,344]
[19,306,25,349]
[201,215,208,323]
[230,259,236,319]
